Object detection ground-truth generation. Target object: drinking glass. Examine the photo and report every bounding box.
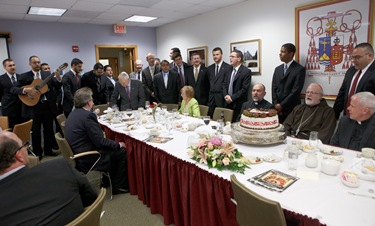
[172,108,178,119]
[162,106,168,115]
[165,118,173,136]
[126,109,133,119]
[182,107,189,117]
[202,116,210,126]
[309,131,319,149]
[145,101,150,109]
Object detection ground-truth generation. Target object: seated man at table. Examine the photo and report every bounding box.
[65,87,129,194]
[110,72,145,110]
[283,83,336,144]
[330,91,375,151]
[0,131,97,225]
[236,83,273,121]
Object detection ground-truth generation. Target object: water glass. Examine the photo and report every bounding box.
[309,131,319,149]
[145,101,150,109]
[172,108,178,118]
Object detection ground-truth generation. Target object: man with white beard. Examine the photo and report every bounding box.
[283,83,336,144]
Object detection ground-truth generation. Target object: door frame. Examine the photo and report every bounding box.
[95,44,138,72]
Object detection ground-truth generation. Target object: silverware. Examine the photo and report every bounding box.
[348,192,375,199]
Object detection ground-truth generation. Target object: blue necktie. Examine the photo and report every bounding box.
[284,64,288,75]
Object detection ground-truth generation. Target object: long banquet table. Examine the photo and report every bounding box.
[100,115,375,226]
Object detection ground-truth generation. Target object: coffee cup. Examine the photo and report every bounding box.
[362,148,375,158]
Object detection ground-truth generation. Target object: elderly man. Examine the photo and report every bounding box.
[142,53,160,103]
[330,92,375,151]
[236,83,273,122]
[0,131,97,225]
[129,59,144,82]
[333,43,375,119]
[110,72,145,110]
[65,87,128,194]
[283,83,336,144]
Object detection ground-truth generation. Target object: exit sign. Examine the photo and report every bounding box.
[114,24,126,34]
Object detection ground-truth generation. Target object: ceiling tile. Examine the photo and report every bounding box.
[0,13,25,20]
[0,0,31,6]
[118,0,162,7]
[24,14,60,22]
[106,5,146,14]
[58,17,92,23]
[200,0,245,7]
[97,12,131,20]
[150,0,193,10]
[72,1,113,12]
[177,4,216,14]
[0,4,28,13]
[30,0,76,8]
[63,10,101,19]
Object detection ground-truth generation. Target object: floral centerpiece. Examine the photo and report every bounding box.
[188,136,250,174]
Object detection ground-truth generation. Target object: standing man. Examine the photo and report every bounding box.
[103,65,117,102]
[223,50,252,122]
[110,72,145,110]
[171,52,190,88]
[153,60,181,104]
[185,53,210,105]
[169,47,183,68]
[129,59,144,82]
[272,43,306,123]
[81,63,109,105]
[62,58,83,117]
[142,53,160,103]
[333,43,375,119]
[207,47,231,117]
[14,56,61,158]
[0,59,26,128]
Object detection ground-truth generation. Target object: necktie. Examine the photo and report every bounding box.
[138,71,141,80]
[228,69,236,96]
[284,64,288,75]
[36,72,40,79]
[179,67,184,86]
[215,64,219,76]
[75,73,79,83]
[96,77,101,93]
[125,86,130,99]
[11,75,16,84]
[194,68,199,82]
[346,70,362,114]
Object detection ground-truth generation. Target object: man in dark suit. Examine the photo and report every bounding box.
[81,62,109,106]
[185,53,210,105]
[153,60,181,104]
[0,59,26,128]
[0,131,97,226]
[207,47,231,117]
[223,50,252,122]
[333,43,375,119]
[110,72,145,110]
[129,59,144,82]
[169,47,187,68]
[103,65,117,102]
[330,92,375,151]
[272,43,306,123]
[13,56,61,158]
[62,58,83,117]
[142,52,160,103]
[171,52,190,87]
[65,87,128,194]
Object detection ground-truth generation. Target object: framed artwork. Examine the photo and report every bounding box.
[230,39,261,75]
[187,46,208,66]
[296,0,374,99]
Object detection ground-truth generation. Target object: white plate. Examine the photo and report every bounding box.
[321,148,343,156]
[351,159,375,181]
[342,179,360,188]
[246,156,263,164]
[263,154,282,163]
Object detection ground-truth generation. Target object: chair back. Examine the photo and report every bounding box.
[93,104,108,116]
[13,120,33,143]
[212,107,233,122]
[230,175,287,226]
[0,116,9,130]
[66,188,106,226]
[56,114,66,135]
[161,103,178,111]
[55,132,75,167]
[27,155,40,168]
[199,105,209,116]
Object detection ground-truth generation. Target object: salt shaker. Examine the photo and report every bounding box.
[288,141,299,170]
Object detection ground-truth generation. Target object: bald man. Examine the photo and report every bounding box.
[283,83,336,144]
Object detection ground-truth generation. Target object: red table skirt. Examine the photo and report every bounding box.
[102,125,324,226]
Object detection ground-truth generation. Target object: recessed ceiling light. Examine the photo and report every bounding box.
[124,15,157,23]
[28,7,67,17]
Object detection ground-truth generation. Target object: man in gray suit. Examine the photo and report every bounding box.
[142,53,160,103]
[110,72,145,110]
[129,59,144,82]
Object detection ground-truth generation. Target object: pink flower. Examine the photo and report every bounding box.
[196,140,206,148]
[187,149,195,156]
[209,136,222,146]
[207,142,214,150]
[222,157,230,166]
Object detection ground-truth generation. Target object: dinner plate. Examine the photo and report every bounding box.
[263,154,282,163]
[320,148,343,156]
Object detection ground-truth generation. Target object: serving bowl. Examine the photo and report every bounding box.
[321,159,341,176]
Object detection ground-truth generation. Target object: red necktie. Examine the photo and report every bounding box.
[75,73,79,83]
[346,70,362,114]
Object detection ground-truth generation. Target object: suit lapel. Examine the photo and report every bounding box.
[357,63,375,91]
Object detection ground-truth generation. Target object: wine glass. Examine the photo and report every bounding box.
[145,101,150,109]
[309,131,319,150]
[202,116,210,126]
[126,109,133,119]
[162,106,168,115]
[182,107,189,117]
[165,118,173,136]
[172,108,178,119]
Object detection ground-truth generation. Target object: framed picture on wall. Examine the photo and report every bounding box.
[187,46,208,66]
[230,39,261,75]
[296,0,374,99]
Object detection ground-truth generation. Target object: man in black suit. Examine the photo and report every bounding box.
[142,52,160,103]
[207,47,231,117]
[81,62,109,106]
[169,47,187,68]
[330,92,375,151]
[129,59,144,82]
[153,60,181,104]
[65,87,128,194]
[0,131,97,226]
[103,65,117,102]
[0,59,26,128]
[333,43,375,119]
[62,58,83,117]
[223,50,252,122]
[171,52,190,87]
[13,56,61,158]
[110,72,145,110]
[185,53,210,105]
[272,43,306,123]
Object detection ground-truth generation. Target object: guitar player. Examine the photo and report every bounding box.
[11,56,61,159]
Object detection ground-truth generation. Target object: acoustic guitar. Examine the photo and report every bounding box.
[19,63,68,106]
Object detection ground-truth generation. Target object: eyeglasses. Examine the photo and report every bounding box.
[352,53,370,60]
[305,91,322,95]
[15,141,36,157]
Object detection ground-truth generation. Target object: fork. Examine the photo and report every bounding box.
[348,192,375,199]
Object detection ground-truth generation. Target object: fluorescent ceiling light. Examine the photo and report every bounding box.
[28,7,67,17]
[124,15,157,23]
